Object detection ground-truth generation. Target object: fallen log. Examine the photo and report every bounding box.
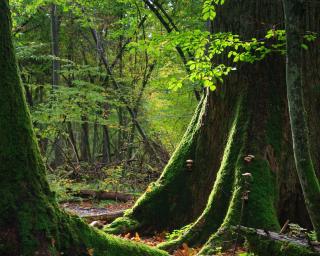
[75,190,134,202]
[238,225,320,256]
[83,210,125,223]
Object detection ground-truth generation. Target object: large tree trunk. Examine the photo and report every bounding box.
[105,0,320,252]
[0,2,168,255]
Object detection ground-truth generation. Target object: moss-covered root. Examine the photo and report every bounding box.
[158,97,247,252]
[245,231,320,256]
[196,228,239,256]
[58,213,169,256]
[1,206,169,256]
[198,157,280,255]
[104,95,207,235]
[103,216,141,235]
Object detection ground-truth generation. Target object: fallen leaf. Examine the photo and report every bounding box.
[87,248,94,256]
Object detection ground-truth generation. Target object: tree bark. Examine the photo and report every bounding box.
[0,2,168,255]
[283,0,320,239]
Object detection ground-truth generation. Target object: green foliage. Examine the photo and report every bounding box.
[129,26,293,91]
[202,0,225,21]
[165,224,192,241]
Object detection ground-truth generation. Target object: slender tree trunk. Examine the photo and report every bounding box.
[80,116,91,162]
[102,100,111,164]
[89,27,166,165]
[0,2,167,255]
[51,4,64,168]
[24,84,33,106]
[283,0,320,239]
[92,121,98,163]
[67,122,80,163]
[51,4,60,89]
[102,125,111,164]
[117,107,125,160]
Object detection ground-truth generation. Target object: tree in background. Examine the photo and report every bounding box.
[11,0,191,188]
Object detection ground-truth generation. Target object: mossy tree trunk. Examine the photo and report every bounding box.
[283,0,320,239]
[0,2,168,255]
[105,0,320,253]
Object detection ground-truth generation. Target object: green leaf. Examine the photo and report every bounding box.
[189,64,196,70]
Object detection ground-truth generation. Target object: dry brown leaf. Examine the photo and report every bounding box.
[124,232,131,239]
[173,249,186,256]
[87,248,94,256]
[134,232,141,241]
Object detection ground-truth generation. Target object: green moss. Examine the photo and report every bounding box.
[243,159,280,230]
[159,88,281,253]
[158,96,248,251]
[182,88,280,254]
[197,228,240,255]
[104,216,140,235]
[214,151,280,244]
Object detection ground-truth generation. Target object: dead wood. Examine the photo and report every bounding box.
[75,189,134,202]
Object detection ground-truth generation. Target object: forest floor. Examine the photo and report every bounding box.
[60,198,250,256]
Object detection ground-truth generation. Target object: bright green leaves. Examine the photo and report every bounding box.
[265,29,286,40]
[304,32,317,42]
[187,59,231,91]
[160,28,307,92]
[202,0,216,21]
[202,0,225,21]
[168,78,184,91]
[31,81,109,140]
[265,29,318,52]
[302,31,318,50]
